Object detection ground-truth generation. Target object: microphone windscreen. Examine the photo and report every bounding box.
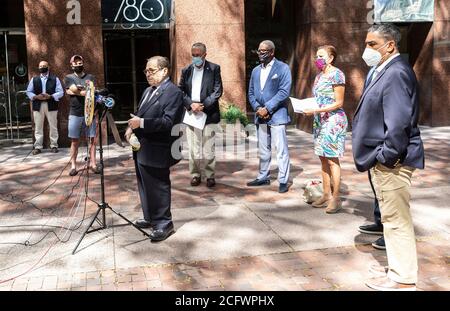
[104,97,115,108]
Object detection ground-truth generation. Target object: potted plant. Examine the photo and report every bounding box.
[219,99,250,140]
[219,99,249,126]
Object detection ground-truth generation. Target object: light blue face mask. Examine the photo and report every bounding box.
[192,56,204,67]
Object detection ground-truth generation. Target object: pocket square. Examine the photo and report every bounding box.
[271,74,278,80]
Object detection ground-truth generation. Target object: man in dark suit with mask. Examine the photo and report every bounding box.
[126,56,184,242]
[179,42,223,188]
[353,24,424,291]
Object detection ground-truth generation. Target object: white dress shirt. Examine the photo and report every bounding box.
[191,65,204,103]
[260,58,275,90]
[373,53,400,80]
[139,78,169,128]
[26,73,64,101]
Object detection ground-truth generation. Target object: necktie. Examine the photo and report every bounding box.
[149,85,157,96]
[138,86,157,111]
[365,67,377,89]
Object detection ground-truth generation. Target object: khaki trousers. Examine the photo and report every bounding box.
[186,125,216,179]
[33,102,58,149]
[370,163,417,284]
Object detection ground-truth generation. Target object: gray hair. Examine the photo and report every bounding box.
[368,23,402,46]
[147,56,171,73]
[259,40,276,52]
[192,42,207,53]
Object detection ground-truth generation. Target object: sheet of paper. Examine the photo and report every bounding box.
[182,110,207,130]
[290,97,319,113]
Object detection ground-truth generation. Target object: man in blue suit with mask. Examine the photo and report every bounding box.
[352,24,425,291]
[247,40,292,193]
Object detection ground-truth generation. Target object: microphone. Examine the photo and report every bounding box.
[103,96,115,109]
[95,93,116,109]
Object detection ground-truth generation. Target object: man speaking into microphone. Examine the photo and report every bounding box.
[126,56,184,242]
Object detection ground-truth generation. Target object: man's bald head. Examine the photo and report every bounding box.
[38,61,48,68]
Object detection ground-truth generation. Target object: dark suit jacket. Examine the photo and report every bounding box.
[352,56,425,172]
[133,79,184,168]
[178,60,223,124]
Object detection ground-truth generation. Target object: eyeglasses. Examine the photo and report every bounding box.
[257,49,271,54]
[143,68,161,75]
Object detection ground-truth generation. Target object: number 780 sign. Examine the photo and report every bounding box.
[102,0,171,28]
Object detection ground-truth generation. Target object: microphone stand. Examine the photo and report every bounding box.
[72,106,150,254]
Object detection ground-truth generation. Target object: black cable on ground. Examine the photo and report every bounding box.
[0,122,108,284]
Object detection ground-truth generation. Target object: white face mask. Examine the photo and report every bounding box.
[362,42,389,67]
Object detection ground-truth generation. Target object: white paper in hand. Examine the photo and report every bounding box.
[290,97,319,113]
[183,110,207,130]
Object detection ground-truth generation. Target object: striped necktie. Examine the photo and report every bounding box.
[138,86,157,111]
[365,67,377,89]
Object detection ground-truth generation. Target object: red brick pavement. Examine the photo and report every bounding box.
[0,133,449,291]
[0,238,447,291]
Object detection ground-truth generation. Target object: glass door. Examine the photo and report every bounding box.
[0,31,30,141]
[103,29,170,127]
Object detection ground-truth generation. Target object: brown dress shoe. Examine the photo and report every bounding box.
[190,176,201,186]
[206,178,216,188]
[32,149,41,155]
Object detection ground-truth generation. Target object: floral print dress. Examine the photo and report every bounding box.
[312,68,348,158]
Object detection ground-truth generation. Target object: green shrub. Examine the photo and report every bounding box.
[220,104,249,126]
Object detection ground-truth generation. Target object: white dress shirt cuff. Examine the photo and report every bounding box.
[140,118,144,128]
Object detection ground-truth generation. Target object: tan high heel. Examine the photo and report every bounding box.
[312,196,331,208]
[325,198,342,214]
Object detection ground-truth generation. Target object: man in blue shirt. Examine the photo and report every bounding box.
[26,60,64,155]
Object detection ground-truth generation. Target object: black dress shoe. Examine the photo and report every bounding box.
[51,147,59,153]
[190,176,201,186]
[134,219,152,229]
[279,183,288,193]
[32,149,41,155]
[150,225,175,242]
[359,223,383,235]
[247,179,270,187]
[206,178,216,188]
[372,236,386,250]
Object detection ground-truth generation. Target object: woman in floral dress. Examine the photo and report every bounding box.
[303,45,348,213]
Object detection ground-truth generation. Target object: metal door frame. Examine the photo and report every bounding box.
[0,28,26,140]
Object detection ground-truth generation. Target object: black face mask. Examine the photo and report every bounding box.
[39,67,48,74]
[258,51,271,64]
[72,65,84,74]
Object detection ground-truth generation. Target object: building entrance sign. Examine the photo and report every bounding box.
[102,0,171,30]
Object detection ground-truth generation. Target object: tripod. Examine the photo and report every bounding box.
[72,107,150,254]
